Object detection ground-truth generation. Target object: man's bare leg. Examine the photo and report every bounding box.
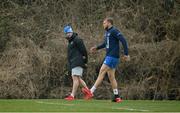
[90,64,110,93]
[71,75,80,97]
[107,69,117,89]
[107,69,119,95]
[79,78,88,89]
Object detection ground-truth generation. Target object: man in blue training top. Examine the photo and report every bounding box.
[82,17,130,102]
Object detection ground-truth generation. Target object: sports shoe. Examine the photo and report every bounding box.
[112,95,123,103]
[82,87,94,99]
[115,97,123,103]
[65,95,74,101]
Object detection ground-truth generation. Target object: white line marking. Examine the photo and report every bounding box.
[112,107,149,112]
[35,101,74,106]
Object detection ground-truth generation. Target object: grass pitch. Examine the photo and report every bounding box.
[0,99,179,112]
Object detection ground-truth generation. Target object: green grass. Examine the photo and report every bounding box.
[0,99,179,112]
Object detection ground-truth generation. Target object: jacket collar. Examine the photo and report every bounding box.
[106,26,113,32]
[68,33,78,43]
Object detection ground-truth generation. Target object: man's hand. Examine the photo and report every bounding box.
[122,55,130,62]
[84,64,88,68]
[90,46,97,53]
[82,56,86,60]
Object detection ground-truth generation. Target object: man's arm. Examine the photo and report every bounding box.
[90,38,106,53]
[113,29,130,61]
[114,30,128,55]
[75,38,88,63]
[96,41,106,50]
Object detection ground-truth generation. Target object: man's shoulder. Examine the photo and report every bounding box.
[74,36,83,45]
[110,27,121,37]
[74,36,82,41]
[111,27,120,33]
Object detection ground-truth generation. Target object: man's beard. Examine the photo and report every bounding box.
[66,36,71,40]
[104,26,109,30]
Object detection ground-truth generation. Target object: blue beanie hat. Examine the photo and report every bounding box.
[64,25,73,33]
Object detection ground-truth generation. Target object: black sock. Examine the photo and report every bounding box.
[115,94,119,98]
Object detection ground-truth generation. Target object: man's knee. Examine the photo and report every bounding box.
[100,65,109,74]
[108,75,114,81]
[108,71,116,80]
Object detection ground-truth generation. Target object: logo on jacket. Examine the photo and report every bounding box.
[70,41,74,45]
[107,33,111,36]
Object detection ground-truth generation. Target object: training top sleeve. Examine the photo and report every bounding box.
[113,29,129,55]
[96,38,106,50]
[96,42,106,50]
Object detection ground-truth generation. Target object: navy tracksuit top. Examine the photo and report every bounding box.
[97,26,129,58]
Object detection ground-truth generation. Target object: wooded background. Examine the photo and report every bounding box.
[0,0,179,100]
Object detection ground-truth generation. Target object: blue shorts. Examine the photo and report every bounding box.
[103,56,119,69]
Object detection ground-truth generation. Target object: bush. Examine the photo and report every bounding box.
[0,0,179,99]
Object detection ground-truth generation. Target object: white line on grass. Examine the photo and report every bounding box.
[35,101,74,106]
[112,107,149,112]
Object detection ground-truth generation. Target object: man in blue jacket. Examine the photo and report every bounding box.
[82,17,130,102]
